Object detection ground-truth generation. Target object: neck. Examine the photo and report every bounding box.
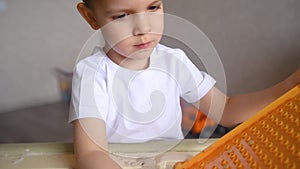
[121,58,150,70]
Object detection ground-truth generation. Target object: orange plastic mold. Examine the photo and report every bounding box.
[175,84,300,169]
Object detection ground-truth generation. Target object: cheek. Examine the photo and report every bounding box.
[101,20,134,47]
[111,39,133,55]
[149,12,164,36]
[101,13,165,46]
[154,34,163,43]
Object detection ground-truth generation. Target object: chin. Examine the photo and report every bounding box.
[128,48,154,60]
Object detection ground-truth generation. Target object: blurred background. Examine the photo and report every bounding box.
[0,0,299,143]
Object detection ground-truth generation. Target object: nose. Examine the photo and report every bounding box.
[132,13,151,36]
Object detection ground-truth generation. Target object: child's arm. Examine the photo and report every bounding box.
[196,68,300,127]
[73,119,121,169]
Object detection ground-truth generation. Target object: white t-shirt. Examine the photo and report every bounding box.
[69,44,216,143]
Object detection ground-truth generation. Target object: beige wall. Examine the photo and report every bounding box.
[0,0,299,112]
[164,0,300,95]
[0,0,93,112]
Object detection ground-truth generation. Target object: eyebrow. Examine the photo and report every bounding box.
[105,0,162,15]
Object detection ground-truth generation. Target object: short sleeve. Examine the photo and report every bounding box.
[176,49,216,103]
[68,55,108,123]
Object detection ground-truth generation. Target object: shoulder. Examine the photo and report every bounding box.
[156,44,186,57]
[153,44,190,66]
[74,51,108,78]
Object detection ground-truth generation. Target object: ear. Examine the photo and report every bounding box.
[77,2,101,30]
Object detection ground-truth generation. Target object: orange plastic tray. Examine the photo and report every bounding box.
[175,85,300,169]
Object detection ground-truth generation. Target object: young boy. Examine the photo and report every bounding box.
[69,0,300,168]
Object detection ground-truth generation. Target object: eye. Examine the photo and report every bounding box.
[148,4,162,11]
[112,13,129,20]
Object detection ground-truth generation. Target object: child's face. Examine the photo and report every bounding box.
[81,0,164,63]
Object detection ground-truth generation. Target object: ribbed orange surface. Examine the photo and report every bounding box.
[175,85,300,169]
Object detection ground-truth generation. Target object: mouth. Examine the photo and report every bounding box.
[134,41,153,49]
